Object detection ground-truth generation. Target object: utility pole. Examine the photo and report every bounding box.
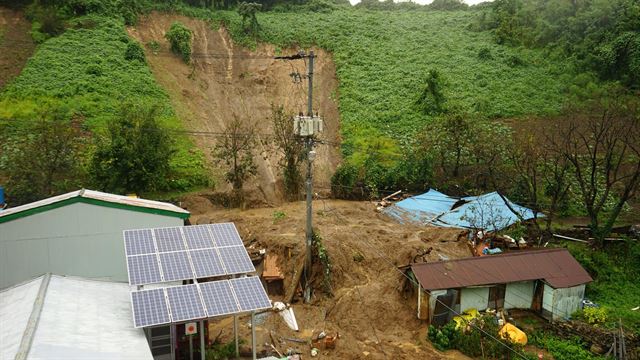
[275,50,321,303]
[304,50,314,303]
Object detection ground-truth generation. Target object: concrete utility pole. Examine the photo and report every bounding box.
[304,50,315,304]
[275,50,322,303]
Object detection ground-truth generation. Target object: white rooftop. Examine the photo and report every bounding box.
[0,275,153,360]
[0,189,189,220]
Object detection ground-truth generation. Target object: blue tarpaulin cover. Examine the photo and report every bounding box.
[384,190,541,231]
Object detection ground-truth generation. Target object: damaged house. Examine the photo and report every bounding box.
[409,248,592,325]
[385,189,540,231]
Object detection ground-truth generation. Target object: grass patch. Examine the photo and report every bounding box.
[565,241,640,335]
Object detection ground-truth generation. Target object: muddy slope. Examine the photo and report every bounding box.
[128,13,341,205]
[0,7,36,89]
[184,197,472,359]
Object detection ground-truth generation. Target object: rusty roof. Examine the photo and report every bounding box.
[411,248,592,290]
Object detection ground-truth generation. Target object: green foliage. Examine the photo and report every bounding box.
[580,307,608,325]
[1,14,209,194]
[271,105,304,200]
[237,2,261,36]
[90,102,175,194]
[176,6,568,142]
[165,21,193,63]
[479,0,640,88]
[567,242,640,334]
[428,0,468,11]
[312,231,333,297]
[0,106,86,206]
[416,69,447,115]
[124,41,146,63]
[212,116,256,192]
[428,316,524,358]
[206,338,244,360]
[529,332,601,360]
[272,210,286,223]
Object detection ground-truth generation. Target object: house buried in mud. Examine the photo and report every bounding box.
[410,248,592,325]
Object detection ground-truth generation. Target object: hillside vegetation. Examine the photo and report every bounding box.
[175,5,573,141]
[0,12,210,202]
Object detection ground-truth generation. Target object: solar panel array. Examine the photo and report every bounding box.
[130,277,271,328]
[123,223,255,285]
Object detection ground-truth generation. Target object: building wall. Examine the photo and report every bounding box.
[504,281,534,309]
[461,287,490,312]
[0,203,184,289]
[551,284,585,321]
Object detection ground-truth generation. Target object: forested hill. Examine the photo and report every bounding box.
[0,0,638,205]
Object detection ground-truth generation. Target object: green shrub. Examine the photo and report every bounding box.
[125,41,146,63]
[165,22,193,63]
[582,307,607,325]
[477,46,493,60]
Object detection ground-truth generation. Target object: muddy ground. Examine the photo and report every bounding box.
[183,195,472,359]
[128,13,342,206]
[0,7,35,89]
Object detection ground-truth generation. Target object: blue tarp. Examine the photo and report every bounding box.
[384,190,541,231]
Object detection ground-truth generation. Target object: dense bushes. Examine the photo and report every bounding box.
[567,241,640,334]
[165,22,193,63]
[428,316,524,358]
[476,0,640,88]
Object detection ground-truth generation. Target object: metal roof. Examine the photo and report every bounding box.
[411,248,592,290]
[0,274,153,359]
[0,189,189,223]
[384,189,541,230]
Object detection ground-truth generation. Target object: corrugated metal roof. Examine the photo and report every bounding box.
[0,189,189,223]
[384,189,541,230]
[411,248,592,290]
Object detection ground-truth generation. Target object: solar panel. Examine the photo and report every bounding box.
[127,254,162,285]
[131,288,170,328]
[166,285,206,322]
[208,223,243,247]
[158,251,194,282]
[124,229,155,255]
[190,249,226,278]
[218,246,255,274]
[183,226,215,250]
[154,227,185,252]
[199,280,240,317]
[230,277,271,312]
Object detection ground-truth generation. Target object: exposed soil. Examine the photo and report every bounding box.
[0,7,35,89]
[128,13,342,206]
[184,196,472,359]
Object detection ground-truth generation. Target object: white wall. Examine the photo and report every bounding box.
[551,284,585,321]
[504,281,534,309]
[461,287,490,312]
[0,202,184,289]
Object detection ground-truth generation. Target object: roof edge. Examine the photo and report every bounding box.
[0,196,189,224]
[15,273,51,360]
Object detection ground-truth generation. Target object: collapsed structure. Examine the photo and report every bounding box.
[384,189,540,231]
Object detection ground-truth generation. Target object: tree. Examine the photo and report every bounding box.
[499,121,571,236]
[549,93,640,246]
[416,69,447,115]
[419,109,509,192]
[90,103,174,195]
[271,105,305,200]
[1,112,86,206]
[237,2,262,37]
[213,116,257,194]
